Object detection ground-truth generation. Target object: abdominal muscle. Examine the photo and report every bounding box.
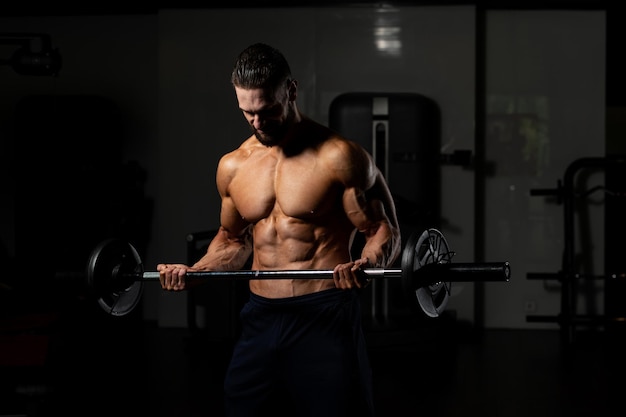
[248,213,354,299]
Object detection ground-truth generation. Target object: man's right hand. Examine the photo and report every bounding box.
[157,263,191,291]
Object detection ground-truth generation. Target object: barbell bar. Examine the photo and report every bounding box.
[139,264,506,281]
[84,228,511,318]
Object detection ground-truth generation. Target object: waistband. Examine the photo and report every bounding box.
[248,288,354,311]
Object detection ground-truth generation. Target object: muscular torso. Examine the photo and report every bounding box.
[224,131,361,298]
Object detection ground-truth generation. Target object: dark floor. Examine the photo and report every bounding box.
[2,302,626,417]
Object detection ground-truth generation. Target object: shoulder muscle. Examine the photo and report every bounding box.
[321,137,376,190]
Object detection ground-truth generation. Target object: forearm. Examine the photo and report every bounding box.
[192,226,252,271]
[360,222,401,268]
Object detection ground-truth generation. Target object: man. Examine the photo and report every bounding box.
[158,43,401,417]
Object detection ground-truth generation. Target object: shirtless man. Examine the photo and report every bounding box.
[158,43,401,417]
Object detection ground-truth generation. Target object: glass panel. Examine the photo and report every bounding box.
[484,10,606,328]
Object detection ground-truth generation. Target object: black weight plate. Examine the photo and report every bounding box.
[86,238,143,317]
[402,228,454,317]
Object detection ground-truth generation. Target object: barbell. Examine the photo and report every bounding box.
[81,228,510,318]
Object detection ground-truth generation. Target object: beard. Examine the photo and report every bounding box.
[252,108,296,147]
[253,127,281,147]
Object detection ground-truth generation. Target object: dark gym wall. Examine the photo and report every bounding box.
[13,95,151,272]
[0,15,158,316]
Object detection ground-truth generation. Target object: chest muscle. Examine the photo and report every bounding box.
[229,154,339,223]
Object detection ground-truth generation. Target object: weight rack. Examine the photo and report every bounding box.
[526,155,626,343]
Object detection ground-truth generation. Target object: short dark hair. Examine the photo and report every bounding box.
[231,43,292,90]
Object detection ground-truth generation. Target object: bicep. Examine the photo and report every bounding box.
[219,196,250,238]
[215,152,250,237]
[197,189,251,271]
[343,170,397,235]
[325,138,398,234]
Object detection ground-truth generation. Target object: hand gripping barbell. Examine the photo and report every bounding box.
[82,228,510,318]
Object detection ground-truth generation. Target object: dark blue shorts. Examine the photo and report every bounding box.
[223,288,374,417]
